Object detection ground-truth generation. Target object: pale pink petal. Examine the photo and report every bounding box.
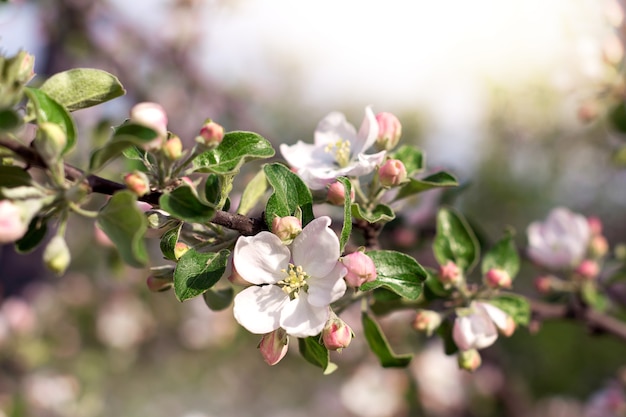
[353,106,380,155]
[478,302,509,331]
[279,141,334,170]
[307,262,347,306]
[234,232,290,285]
[292,216,339,277]
[297,168,338,190]
[279,293,329,337]
[233,285,288,334]
[314,111,357,147]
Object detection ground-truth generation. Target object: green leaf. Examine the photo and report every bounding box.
[193,131,275,175]
[360,250,426,299]
[160,223,183,261]
[362,312,412,367]
[263,163,314,226]
[96,190,148,268]
[393,171,458,201]
[0,109,21,131]
[351,203,395,223]
[24,87,77,155]
[173,249,230,301]
[0,166,33,188]
[237,170,267,215]
[481,231,520,279]
[89,123,158,171]
[159,185,216,223]
[15,216,47,254]
[433,207,479,271]
[581,281,609,312]
[609,102,626,134]
[39,68,125,112]
[202,287,234,311]
[298,336,337,375]
[392,145,424,175]
[487,293,530,326]
[336,177,352,252]
[204,174,221,206]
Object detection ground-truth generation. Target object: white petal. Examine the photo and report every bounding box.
[314,111,357,147]
[279,293,329,337]
[233,285,288,334]
[234,232,290,285]
[292,216,339,277]
[477,302,509,331]
[280,141,334,170]
[307,262,347,306]
[297,168,339,190]
[452,316,474,351]
[353,106,380,155]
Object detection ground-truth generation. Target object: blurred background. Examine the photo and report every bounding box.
[1,0,626,416]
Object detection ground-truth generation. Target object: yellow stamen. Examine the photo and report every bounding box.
[324,139,351,167]
[278,263,309,299]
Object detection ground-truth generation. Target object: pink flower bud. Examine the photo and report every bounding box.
[258,328,289,366]
[163,135,183,160]
[341,251,377,287]
[0,200,28,243]
[575,259,600,280]
[174,242,190,260]
[124,171,150,197]
[457,348,481,372]
[271,216,302,244]
[589,235,609,259]
[15,51,35,84]
[412,309,442,336]
[375,112,402,151]
[378,159,407,187]
[484,268,512,289]
[439,260,461,286]
[322,315,353,351]
[534,275,557,294]
[198,119,224,147]
[326,181,355,206]
[587,216,603,236]
[130,102,168,149]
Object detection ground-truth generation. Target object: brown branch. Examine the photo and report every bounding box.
[0,138,266,236]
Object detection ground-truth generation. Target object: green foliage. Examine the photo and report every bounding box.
[392,145,424,175]
[15,216,47,254]
[336,177,352,252]
[609,102,626,134]
[298,336,337,375]
[173,249,230,301]
[488,293,530,326]
[481,231,520,279]
[89,123,159,171]
[361,250,426,299]
[24,87,77,155]
[0,166,33,188]
[193,131,275,174]
[237,170,268,215]
[263,163,314,226]
[159,223,183,261]
[203,287,235,311]
[433,207,480,271]
[159,185,216,223]
[39,68,125,112]
[96,190,148,268]
[351,203,395,223]
[361,312,413,367]
[393,171,458,201]
[0,109,21,131]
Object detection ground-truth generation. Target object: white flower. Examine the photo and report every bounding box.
[527,207,591,270]
[232,216,347,338]
[280,106,386,190]
[452,302,512,351]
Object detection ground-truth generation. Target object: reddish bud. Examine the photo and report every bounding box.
[375,112,402,151]
[439,260,462,286]
[163,135,183,160]
[589,235,609,259]
[484,268,512,289]
[322,315,353,351]
[378,159,407,187]
[341,251,377,287]
[174,242,190,260]
[534,275,555,294]
[412,309,442,336]
[327,181,354,206]
[124,171,150,196]
[576,259,600,280]
[258,328,289,366]
[457,348,482,372]
[197,119,224,147]
[271,216,302,244]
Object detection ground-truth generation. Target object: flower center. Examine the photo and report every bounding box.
[325,139,351,168]
[278,263,309,299]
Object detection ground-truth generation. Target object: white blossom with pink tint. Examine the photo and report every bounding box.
[0,200,28,243]
[280,106,386,190]
[232,216,347,338]
[453,302,513,351]
[527,207,591,270]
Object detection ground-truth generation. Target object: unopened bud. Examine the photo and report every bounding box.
[375,112,402,151]
[124,171,150,197]
[0,200,28,243]
[197,119,224,147]
[588,216,603,236]
[484,268,512,289]
[589,235,609,259]
[174,242,190,260]
[378,159,407,187]
[480,302,516,337]
[322,315,353,351]
[146,265,175,292]
[35,122,67,163]
[130,102,168,149]
[327,181,354,206]
[341,251,377,287]
[163,135,183,160]
[43,235,71,275]
[412,309,442,336]
[457,348,482,372]
[575,259,600,280]
[439,260,462,286]
[258,328,289,366]
[271,216,302,244]
[13,50,35,84]
[144,209,177,238]
[534,275,556,294]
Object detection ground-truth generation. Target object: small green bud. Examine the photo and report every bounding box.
[43,235,71,275]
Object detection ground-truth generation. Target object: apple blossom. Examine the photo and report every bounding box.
[527,207,591,270]
[452,301,513,351]
[280,106,386,190]
[0,200,28,243]
[232,216,347,338]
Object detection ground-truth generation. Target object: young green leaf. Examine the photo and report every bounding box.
[96,190,148,268]
[0,109,22,131]
[298,336,337,375]
[482,231,520,279]
[89,123,159,171]
[0,166,33,188]
[393,171,458,202]
[173,249,230,301]
[39,68,125,112]
[392,145,424,175]
[433,207,479,271]
[336,177,352,252]
[159,223,183,261]
[159,185,216,223]
[351,203,395,223]
[193,131,275,175]
[24,87,77,155]
[360,250,426,299]
[263,163,314,226]
[15,216,47,254]
[487,293,530,326]
[362,312,413,367]
[237,170,268,216]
